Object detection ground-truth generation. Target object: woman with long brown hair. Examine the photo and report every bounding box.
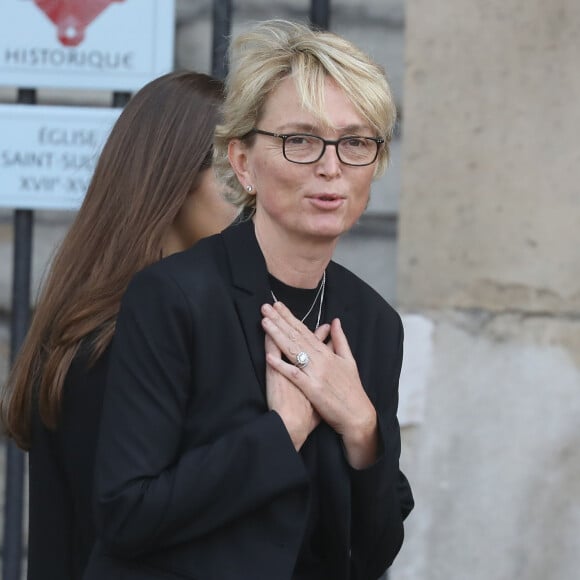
[0,70,238,580]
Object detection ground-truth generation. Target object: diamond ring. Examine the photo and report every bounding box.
[295,351,310,369]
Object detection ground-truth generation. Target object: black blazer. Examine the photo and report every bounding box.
[28,344,110,580]
[84,219,413,580]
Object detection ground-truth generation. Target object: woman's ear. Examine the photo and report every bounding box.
[228,139,252,189]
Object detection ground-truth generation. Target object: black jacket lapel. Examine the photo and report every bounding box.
[221,219,271,394]
[324,261,358,347]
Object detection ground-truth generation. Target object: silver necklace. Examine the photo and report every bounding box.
[270,270,326,329]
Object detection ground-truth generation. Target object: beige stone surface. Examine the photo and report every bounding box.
[395,2,580,579]
[390,313,580,580]
[398,0,580,313]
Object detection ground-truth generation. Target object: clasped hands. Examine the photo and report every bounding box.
[261,301,379,469]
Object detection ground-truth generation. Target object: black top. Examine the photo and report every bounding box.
[268,274,329,578]
[268,273,325,333]
[27,341,110,580]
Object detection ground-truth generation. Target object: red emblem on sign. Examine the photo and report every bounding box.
[34,0,125,47]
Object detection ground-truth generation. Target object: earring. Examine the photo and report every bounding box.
[246,185,254,193]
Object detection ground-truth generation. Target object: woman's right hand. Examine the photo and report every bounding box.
[264,327,328,450]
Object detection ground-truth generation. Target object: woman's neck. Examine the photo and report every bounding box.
[253,215,335,288]
[161,225,189,258]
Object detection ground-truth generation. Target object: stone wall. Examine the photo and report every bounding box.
[394,1,580,579]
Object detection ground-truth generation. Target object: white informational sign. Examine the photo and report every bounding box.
[0,104,120,210]
[0,0,174,91]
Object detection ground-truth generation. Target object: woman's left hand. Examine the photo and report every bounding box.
[261,301,379,469]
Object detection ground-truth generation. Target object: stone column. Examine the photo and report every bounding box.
[394,1,580,579]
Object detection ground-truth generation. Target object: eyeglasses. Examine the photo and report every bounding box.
[246,128,385,166]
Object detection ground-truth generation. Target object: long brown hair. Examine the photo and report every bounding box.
[1,71,225,449]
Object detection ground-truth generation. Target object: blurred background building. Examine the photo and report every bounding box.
[1,0,579,579]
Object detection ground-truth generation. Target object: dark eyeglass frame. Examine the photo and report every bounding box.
[245,128,385,166]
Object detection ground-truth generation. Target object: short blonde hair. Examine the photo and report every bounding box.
[214,19,397,211]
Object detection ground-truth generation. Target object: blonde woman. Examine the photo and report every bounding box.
[85,21,413,580]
